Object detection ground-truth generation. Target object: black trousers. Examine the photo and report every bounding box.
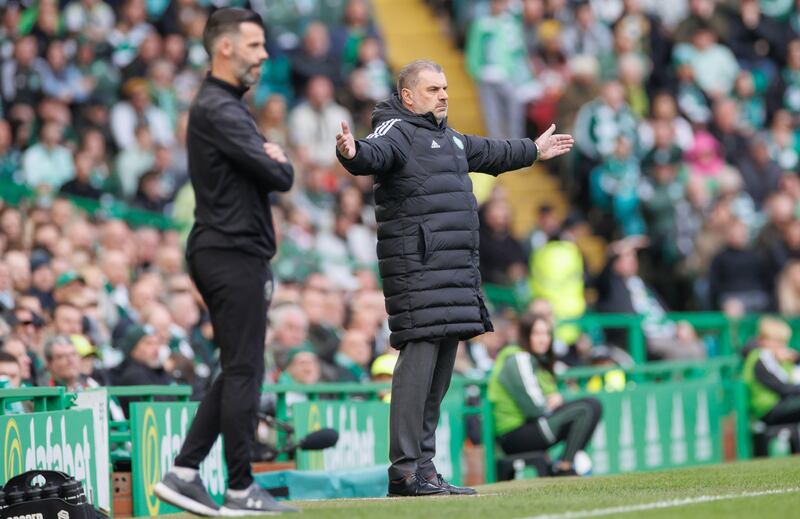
[175,248,270,490]
[498,398,602,463]
[388,338,458,481]
[763,395,800,426]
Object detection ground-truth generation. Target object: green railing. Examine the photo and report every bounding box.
[0,179,180,231]
[0,386,73,415]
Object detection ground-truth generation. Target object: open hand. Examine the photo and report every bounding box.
[263,142,288,163]
[535,124,574,161]
[336,120,356,159]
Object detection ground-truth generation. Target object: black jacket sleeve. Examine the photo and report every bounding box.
[206,99,294,192]
[462,135,538,176]
[754,352,800,398]
[337,120,413,176]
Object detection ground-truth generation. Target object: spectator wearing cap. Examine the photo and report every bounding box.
[21,122,75,190]
[28,251,56,312]
[595,238,706,360]
[371,353,397,402]
[278,347,321,412]
[53,269,86,303]
[114,324,174,411]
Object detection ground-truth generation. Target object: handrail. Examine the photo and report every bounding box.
[0,386,73,415]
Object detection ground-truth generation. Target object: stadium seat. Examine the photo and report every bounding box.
[750,421,800,457]
[495,450,551,481]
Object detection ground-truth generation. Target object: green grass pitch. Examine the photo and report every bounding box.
[167,456,800,518]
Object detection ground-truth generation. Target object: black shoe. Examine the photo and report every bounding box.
[427,473,477,495]
[220,483,298,516]
[154,471,221,517]
[387,473,449,497]
[552,466,578,477]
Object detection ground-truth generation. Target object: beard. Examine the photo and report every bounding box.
[233,58,260,87]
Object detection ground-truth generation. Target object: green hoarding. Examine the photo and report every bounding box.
[291,396,466,484]
[0,410,99,504]
[582,378,722,475]
[129,402,227,516]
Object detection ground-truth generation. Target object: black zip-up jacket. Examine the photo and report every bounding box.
[186,74,293,259]
[338,94,537,347]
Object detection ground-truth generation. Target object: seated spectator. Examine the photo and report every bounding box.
[764,110,800,172]
[131,170,169,214]
[330,0,384,71]
[767,39,800,126]
[115,125,156,199]
[708,218,772,312]
[333,330,372,383]
[290,22,342,95]
[40,39,89,104]
[110,78,173,150]
[596,238,706,360]
[60,151,104,200]
[301,280,341,364]
[288,76,353,168]
[266,304,312,377]
[42,335,102,390]
[63,0,116,42]
[278,347,322,412]
[743,317,800,452]
[114,325,174,413]
[479,198,528,286]
[639,93,695,153]
[735,135,783,209]
[488,312,602,476]
[52,302,84,337]
[22,122,75,190]
[28,252,56,313]
[0,350,22,388]
[561,0,613,58]
[709,97,749,165]
[673,23,739,98]
[0,335,35,386]
[777,260,800,316]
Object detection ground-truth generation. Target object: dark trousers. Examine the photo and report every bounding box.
[763,395,800,426]
[174,248,270,490]
[498,398,602,463]
[388,338,458,481]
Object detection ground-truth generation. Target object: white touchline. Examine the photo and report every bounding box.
[520,487,800,519]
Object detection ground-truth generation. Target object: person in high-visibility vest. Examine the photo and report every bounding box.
[743,317,800,433]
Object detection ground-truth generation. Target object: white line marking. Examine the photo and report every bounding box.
[520,487,800,519]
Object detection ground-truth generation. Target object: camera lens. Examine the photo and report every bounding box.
[60,479,86,506]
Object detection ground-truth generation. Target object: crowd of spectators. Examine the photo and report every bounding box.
[3,0,800,411]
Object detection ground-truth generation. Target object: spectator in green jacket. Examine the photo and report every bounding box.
[743,317,800,442]
[488,312,602,476]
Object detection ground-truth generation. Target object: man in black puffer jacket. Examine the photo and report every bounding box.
[336,60,573,497]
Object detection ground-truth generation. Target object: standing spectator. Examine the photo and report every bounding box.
[466,0,537,139]
[561,0,613,58]
[21,122,75,190]
[288,76,352,168]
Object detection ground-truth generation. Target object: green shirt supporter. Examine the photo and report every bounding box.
[573,97,639,160]
[743,347,798,419]
[465,10,532,85]
[488,345,557,436]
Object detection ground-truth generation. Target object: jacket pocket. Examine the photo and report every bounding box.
[419,222,432,264]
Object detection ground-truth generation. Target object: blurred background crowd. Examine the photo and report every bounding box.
[1,0,800,411]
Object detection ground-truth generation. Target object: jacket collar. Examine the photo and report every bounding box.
[205,72,249,99]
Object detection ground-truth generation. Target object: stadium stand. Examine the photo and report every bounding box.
[2,0,800,502]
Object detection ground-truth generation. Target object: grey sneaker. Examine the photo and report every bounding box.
[154,471,221,517]
[220,483,298,516]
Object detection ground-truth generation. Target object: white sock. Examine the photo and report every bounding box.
[226,484,253,498]
[172,466,198,482]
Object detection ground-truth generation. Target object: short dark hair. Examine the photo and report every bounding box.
[0,351,18,365]
[396,60,443,93]
[202,7,264,55]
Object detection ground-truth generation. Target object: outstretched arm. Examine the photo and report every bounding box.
[464,124,574,175]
